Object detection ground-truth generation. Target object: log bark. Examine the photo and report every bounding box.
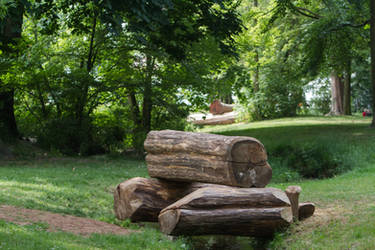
[159,186,292,237]
[209,100,234,115]
[329,71,344,115]
[144,130,271,188]
[114,177,227,222]
[285,186,301,221]
[192,113,236,125]
[298,202,315,221]
[159,207,292,237]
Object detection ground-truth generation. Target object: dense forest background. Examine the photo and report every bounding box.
[0,0,374,156]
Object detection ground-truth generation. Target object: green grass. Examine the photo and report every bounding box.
[1,116,375,249]
[0,156,148,220]
[0,220,188,250]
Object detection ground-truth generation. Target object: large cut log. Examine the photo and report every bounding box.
[159,187,292,237]
[144,130,272,188]
[114,177,228,222]
[209,100,234,115]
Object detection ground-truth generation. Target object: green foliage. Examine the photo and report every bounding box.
[271,143,350,178]
[306,79,331,114]
[92,107,133,153]
[238,63,305,120]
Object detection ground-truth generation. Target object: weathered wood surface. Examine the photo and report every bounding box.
[285,186,302,221]
[209,100,234,115]
[159,207,292,237]
[114,177,228,222]
[158,186,292,236]
[162,186,291,210]
[192,112,236,125]
[144,130,272,188]
[298,202,315,220]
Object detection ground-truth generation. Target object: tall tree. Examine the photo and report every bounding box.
[0,0,23,140]
[271,0,369,116]
[370,0,375,126]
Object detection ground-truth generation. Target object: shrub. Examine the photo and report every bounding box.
[270,143,350,179]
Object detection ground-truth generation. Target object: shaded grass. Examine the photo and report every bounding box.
[0,220,187,250]
[0,157,148,221]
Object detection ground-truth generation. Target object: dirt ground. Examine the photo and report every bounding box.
[0,205,134,236]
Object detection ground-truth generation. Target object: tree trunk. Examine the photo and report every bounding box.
[114,177,228,222]
[343,60,351,115]
[371,0,375,127]
[252,0,259,92]
[329,71,344,115]
[142,55,154,133]
[0,2,24,140]
[0,89,19,139]
[127,91,141,127]
[158,186,292,237]
[144,130,272,188]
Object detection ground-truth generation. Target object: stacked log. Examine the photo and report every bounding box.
[114,130,315,237]
[114,177,227,222]
[158,187,292,237]
[144,130,272,188]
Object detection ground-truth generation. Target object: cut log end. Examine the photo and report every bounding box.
[145,130,271,188]
[298,202,315,220]
[159,209,180,235]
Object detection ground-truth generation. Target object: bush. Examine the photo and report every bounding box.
[37,116,99,156]
[270,143,350,179]
[237,63,305,121]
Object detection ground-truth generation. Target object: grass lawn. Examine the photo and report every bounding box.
[1,116,375,249]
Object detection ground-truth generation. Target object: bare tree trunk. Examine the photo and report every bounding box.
[128,91,141,127]
[343,60,351,115]
[329,71,344,115]
[252,0,259,92]
[142,55,154,133]
[371,0,375,127]
[0,89,19,139]
[0,2,24,140]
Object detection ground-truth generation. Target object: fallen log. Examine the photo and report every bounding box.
[159,186,292,237]
[209,100,234,115]
[192,112,236,126]
[144,130,272,188]
[114,177,227,222]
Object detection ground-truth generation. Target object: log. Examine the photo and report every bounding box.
[298,202,315,220]
[209,100,234,115]
[144,130,272,188]
[159,207,292,237]
[192,112,236,125]
[285,186,302,221]
[159,186,292,237]
[113,177,228,222]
